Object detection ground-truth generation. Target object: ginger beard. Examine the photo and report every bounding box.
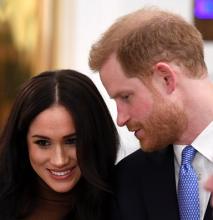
[128,97,188,152]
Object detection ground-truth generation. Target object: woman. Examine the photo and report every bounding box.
[0,69,119,220]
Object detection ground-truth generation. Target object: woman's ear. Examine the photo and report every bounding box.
[152,62,177,94]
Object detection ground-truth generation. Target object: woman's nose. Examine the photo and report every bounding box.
[50,146,69,167]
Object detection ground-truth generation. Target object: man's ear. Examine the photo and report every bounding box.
[152,62,177,94]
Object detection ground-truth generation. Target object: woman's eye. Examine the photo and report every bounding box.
[34,139,50,147]
[65,137,77,145]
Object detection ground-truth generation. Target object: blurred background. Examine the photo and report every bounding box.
[1,0,213,161]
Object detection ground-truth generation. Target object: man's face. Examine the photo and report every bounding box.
[205,175,213,206]
[100,54,187,151]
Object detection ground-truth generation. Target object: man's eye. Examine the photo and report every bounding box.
[121,95,130,100]
[34,139,50,147]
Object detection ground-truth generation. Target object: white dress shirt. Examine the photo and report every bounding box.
[174,121,213,220]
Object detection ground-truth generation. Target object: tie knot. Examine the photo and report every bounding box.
[181,145,197,165]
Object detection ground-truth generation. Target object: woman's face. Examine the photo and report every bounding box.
[27,105,81,193]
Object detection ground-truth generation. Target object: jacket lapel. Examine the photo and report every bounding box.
[204,198,213,220]
[142,146,180,220]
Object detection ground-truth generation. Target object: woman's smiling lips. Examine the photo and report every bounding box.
[48,166,77,180]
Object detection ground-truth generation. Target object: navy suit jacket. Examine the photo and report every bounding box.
[111,146,213,220]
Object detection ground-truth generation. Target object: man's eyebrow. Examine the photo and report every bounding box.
[111,90,132,99]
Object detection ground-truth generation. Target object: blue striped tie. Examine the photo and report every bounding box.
[177,145,200,220]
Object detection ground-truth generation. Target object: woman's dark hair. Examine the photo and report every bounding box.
[0,69,119,220]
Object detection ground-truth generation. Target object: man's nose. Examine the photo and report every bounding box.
[116,105,130,127]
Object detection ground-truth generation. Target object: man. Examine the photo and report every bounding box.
[206,175,213,207]
[89,7,213,220]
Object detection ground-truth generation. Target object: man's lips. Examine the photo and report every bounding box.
[134,129,144,139]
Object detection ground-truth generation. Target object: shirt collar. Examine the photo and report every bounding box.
[174,121,213,165]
